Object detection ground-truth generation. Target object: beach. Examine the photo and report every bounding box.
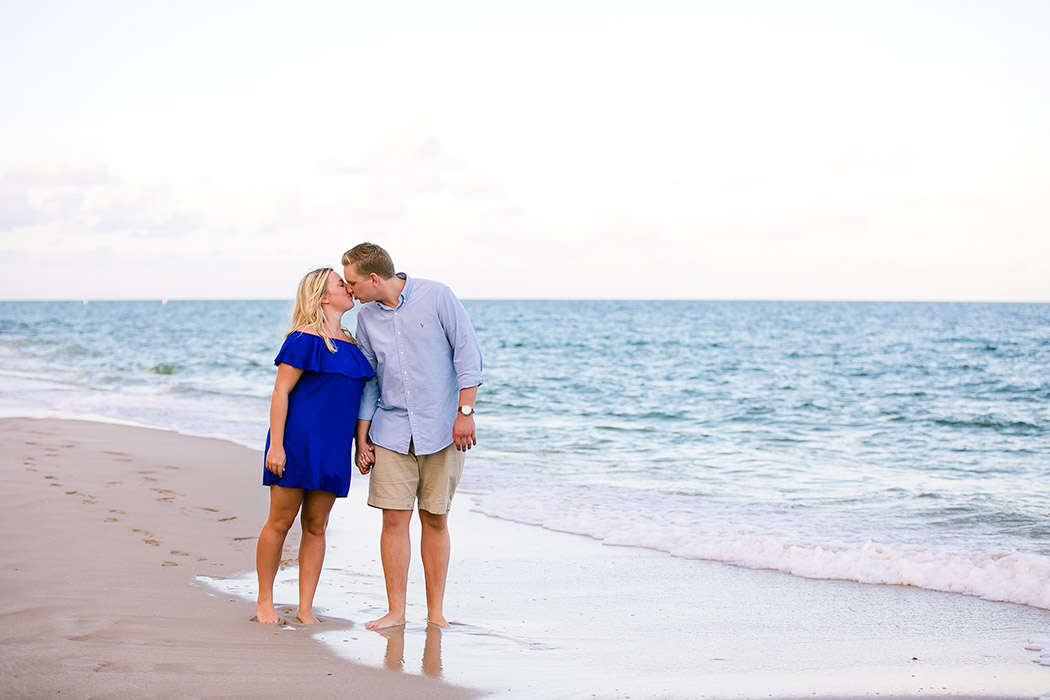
[0,418,478,700]
[2,416,1048,699]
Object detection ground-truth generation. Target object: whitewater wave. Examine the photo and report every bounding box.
[470,489,1050,610]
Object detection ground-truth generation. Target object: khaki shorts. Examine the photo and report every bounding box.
[368,442,465,515]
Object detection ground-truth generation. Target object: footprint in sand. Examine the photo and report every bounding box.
[109,509,126,515]
[24,441,39,446]
[66,490,81,496]
[197,506,219,513]
[143,539,160,546]
[155,496,175,503]
[233,536,256,541]
[50,483,63,488]
[142,476,160,483]
[218,516,237,522]
[105,481,122,487]
[161,561,178,567]
[44,475,56,480]
[66,635,92,642]
[105,518,119,523]
[170,550,190,557]
[92,661,116,672]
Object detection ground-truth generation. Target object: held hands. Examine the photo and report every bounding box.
[453,413,476,451]
[265,445,286,477]
[355,438,375,475]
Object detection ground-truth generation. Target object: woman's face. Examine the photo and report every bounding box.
[323,270,355,312]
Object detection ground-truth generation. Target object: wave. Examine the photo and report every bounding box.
[470,489,1050,610]
[148,363,181,375]
[931,417,1043,434]
[56,344,98,357]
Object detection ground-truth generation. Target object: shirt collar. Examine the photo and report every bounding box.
[377,272,410,311]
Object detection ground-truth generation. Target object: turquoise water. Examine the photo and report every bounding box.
[1,299,1048,607]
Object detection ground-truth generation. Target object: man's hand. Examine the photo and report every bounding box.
[453,413,476,451]
[355,438,375,474]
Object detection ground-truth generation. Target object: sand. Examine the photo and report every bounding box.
[3,416,1048,700]
[0,418,479,699]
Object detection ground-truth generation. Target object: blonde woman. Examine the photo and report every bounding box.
[255,268,374,624]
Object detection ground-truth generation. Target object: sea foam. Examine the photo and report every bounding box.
[470,488,1050,610]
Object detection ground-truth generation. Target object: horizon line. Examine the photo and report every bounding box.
[2,297,1048,305]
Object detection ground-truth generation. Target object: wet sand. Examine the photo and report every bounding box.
[0,418,478,699]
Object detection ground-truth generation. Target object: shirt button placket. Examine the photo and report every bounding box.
[395,312,415,448]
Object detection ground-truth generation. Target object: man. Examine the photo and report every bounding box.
[343,242,483,630]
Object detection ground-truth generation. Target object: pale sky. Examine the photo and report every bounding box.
[1,0,1047,301]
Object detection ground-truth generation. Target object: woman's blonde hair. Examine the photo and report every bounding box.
[288,267,354,352]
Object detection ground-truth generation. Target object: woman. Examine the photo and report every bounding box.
[255,268,374,624]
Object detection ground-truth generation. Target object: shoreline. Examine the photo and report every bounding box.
[2,416,1048,699]
[0,417,479,699]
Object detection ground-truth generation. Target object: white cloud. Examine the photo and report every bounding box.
[2,162,117,189]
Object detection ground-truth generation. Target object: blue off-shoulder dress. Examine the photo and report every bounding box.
[263,332,375,497]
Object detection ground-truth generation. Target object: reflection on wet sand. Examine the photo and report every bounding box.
[376,624,443,678]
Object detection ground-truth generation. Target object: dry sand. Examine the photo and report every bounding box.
[0,417,479,700]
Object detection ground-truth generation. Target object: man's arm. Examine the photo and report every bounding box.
[355,316,380,422]
[355,418,374,473]
[452,385,478,451]
[354,315,379,471]
[438,287,482,451]
[437,287,483,393]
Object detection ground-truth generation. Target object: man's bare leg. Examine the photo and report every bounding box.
[365,508,412,630]
[419,509,451,627]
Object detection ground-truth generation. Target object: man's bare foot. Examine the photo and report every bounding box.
[365,612,406,630]
[426,614,450,629]
[255,602,280,624]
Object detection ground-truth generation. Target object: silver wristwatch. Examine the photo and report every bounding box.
[458,405,474,416]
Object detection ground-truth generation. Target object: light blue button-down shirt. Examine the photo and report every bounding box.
[356,274,483,456]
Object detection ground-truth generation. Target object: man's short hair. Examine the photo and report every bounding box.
[342,242,396,279]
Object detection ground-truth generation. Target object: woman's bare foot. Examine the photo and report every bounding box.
[255,602,281,624]
[426,614,451,629]
[365,612,406,630]
[295,610,322,624]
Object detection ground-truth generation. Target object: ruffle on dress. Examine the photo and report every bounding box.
[274,332,375,379]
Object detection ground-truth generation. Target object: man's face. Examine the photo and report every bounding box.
[342,264,376,303]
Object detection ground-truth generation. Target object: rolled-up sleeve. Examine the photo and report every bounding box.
[438,288,483,390]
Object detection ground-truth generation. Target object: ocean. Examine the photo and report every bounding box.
[1,299,1048,610]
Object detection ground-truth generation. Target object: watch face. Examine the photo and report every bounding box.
[460,405,474,416]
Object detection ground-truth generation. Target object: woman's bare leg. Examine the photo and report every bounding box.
[255,486,304,623]
[296,489,338,624]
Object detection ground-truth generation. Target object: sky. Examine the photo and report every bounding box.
[1,0,1047,301]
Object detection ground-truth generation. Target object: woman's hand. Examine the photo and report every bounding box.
[355,439,375,475]
[265,445,286,477]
